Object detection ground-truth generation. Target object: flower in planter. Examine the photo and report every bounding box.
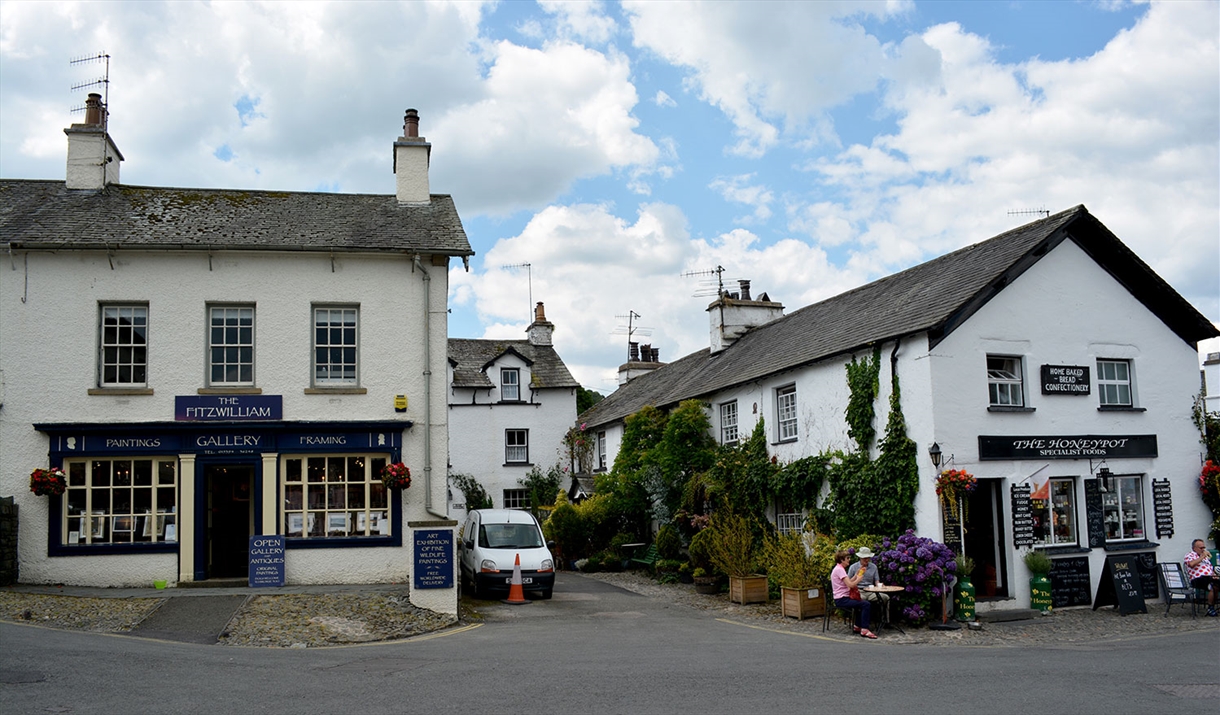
[935,468,977,520]
[380,462,412,490]
[30,467,67,497]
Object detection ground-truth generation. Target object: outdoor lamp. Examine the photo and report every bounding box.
[929,443,943,469]
[1097,466,1114,493]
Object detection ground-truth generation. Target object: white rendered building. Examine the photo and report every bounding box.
[447,303,579,519]
[580,207,1219,611]
[0,99,472,614]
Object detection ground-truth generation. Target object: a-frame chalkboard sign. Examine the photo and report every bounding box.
[1092,555,1146,615]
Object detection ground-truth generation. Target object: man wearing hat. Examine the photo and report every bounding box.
[847,547,889,609]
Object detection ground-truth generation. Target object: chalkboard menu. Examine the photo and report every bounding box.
[1049,556,1091,608]
[942,505,962,554]
[1083,479,1105,548]
[1136,551,1158,600]
[1152,479,1174,539]
[1011,484,1035,547]
[1092,555,1146,614]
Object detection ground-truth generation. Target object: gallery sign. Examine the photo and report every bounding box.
[175,395,282,421]
[1040,364,1090,395]
[248,535,286,588]
[413,529,454,590]
[978,434,1158,461]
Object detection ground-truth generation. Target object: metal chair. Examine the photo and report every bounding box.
[822,588,862,633]
[1157,562,1197,618]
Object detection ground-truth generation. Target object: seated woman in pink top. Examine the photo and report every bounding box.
[831,549,876,639]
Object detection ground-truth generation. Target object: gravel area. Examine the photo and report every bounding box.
[583,571,1220,646]
[219,592,457,648]
[0,592,164,632]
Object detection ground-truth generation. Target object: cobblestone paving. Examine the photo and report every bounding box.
[583,571,1220,646]
[0,592,163,632]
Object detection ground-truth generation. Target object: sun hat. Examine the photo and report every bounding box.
[856,547,875,559]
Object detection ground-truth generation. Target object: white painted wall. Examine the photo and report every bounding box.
[0,247,455,598]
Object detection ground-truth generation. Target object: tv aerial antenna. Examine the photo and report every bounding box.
[611,310,652,361]
[70,52,111,130]
[681,265,727,298]
[499,262,533,322]
[1007,208,1050,219]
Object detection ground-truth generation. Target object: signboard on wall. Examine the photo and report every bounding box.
[176,395,282,421]
[1010,484,1035,548]
[1152,478,1175,539]
[1049,556,1091,608]
[413,529,454,590]
[978,434,1157,461]
[1040,365,1090,395]
[1083,479,1106,548]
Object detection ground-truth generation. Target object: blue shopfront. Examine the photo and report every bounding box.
[36,407,411,583]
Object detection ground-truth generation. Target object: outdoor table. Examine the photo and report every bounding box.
[862,585,906,633]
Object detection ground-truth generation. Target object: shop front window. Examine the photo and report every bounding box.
[1101,475,1145,541]
[63,458,177,545]
[1031,478,1077,546]
[282,455,390,538]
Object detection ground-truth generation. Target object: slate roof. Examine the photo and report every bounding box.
[0,180,472,256]
[449,338,579,390]
[580,205,1218,428]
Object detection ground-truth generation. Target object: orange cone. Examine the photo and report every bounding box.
[503,553,529,605]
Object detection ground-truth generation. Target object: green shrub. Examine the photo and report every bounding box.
[1023,549,1052,575]
[704,512,758,578]
[687,528,716,573]
[655,524,681,560]
[761,531,819,588]
[654,558,684,574]
[544,501,587,560]
[608,533,637,561]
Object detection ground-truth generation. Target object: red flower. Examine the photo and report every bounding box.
[30,467,67,497]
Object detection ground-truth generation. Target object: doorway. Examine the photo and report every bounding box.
[205,465,254,579]
[962,479,1009,599]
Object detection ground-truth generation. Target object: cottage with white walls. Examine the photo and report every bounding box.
[448,303,579,519]
[579,207,1219,611]
[0,97,472,615]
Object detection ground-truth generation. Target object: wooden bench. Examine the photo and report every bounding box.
[629,544,658,569]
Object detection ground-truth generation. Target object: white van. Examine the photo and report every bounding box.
[459,509,555,599]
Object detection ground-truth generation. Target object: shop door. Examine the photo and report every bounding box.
[206,465,254,579]
[962,480,1009,599]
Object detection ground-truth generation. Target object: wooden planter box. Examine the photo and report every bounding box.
[780,586,826,620]
[729,575,769,604]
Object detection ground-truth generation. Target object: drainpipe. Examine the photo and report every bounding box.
[413,254,448,520]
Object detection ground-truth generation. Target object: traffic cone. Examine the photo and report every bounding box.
[502,553,530,605]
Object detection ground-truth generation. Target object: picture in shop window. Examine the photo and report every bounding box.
[1030,478,1077,546]
[281,455,390,538]
[62,458,178,545]
[1101,475,1145,541]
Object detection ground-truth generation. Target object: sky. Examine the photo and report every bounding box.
[2,0,1217,392]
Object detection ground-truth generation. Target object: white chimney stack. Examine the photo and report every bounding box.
[708,281,784,354]
[64,93,123,190]
[393,108,431,205]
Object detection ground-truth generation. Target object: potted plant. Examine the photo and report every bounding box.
[1023,549,1053,612]
[762,531,825,620]
[705,512,767,604]
[691,567,720,594]
[29,467,67,497]
[935,468,977,520]
[380,462,412,490]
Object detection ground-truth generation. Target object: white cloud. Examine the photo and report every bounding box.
[709,174,773,223]
[654,90,676,107]
[538,0,617,44]
[624,0,903,156]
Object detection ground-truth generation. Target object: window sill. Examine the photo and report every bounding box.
[286,533,402,549]
[1103,540,1158,552]
[1037,545,1090,555]
[504,462,533,467]
[771,438,798,446]
[304,387,368,395]
[198,387,263,395]
[87,387,154,396]
[1097,405,1145,412]
[50,541,177,557]
[987,406,1035,413]
[496,400,531,405]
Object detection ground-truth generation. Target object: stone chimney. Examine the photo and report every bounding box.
[393,108,431,205]
[708,280,784,354]
[617,342,665,385]
[527,302,554,347]
[64,93,123,190]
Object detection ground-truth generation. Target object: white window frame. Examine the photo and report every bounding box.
[505,429,529,464]
[62,457,177,545]
[99,304,149,387]
[721,400,739,445]
[987,355,1024,407]
[1031,477,1078,547]
[1097,359,1133,407]
[597,431,607,471]
[503,488,530,510]
[776,385,798,441]
[280,454,391,539]
[208,305,255,386]
[313,306,359,386]
[501,368,520,402]
[1101,475,1146,542]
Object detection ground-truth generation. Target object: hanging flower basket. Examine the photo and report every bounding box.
[30,467,67,497]
[935,468,977,521]
[380,462,412,490]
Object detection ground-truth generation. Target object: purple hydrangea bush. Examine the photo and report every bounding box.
[874,530,958,626]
